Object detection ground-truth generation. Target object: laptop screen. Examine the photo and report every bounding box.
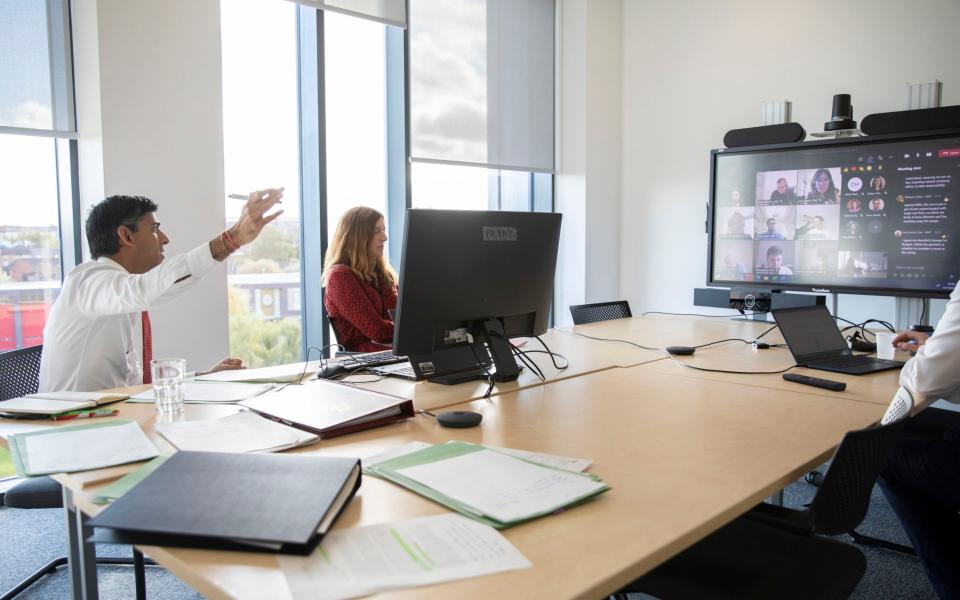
[772,305,850,362]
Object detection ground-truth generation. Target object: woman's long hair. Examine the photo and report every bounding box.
[322,206,397,288]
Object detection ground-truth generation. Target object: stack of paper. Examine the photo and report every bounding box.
[129,382,276,404]
[0,391,128,416]
[194,362,319,384]
[279,514,531,600]
[8,420,159,477]
[365,441,609,528]
[155,411,318,453]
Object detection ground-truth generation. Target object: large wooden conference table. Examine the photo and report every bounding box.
[0,315,911,600]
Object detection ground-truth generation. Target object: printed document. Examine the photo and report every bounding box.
[279,513,530,600]
[155,411,317,453]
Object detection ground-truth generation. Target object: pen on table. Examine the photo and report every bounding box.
[228,193,248,200]
[50,408,119,421]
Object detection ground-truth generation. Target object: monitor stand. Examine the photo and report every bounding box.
[411,320,521,385]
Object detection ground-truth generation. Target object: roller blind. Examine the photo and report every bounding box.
[409,0,555,173]
[293,0,406,28]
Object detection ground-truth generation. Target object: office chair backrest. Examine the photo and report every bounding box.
[569,301,632,325]
[0,345,43,401]
[807,391,913,535]
[881,387,914,425]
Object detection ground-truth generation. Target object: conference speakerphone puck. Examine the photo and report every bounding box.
[665,346,696,356]
[436,410,483,428]
[782,373,847,392]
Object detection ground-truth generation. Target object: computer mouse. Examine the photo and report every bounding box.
[436,410,483,428]
[665,345,696,356]
[315,362,347,379]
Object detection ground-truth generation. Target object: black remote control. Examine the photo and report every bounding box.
[782,373,846,392]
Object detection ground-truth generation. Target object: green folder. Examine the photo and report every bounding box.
[92,454,172,505]
[365,441,610,529]
[8,420,159,478]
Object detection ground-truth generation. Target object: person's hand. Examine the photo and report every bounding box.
[891,331,929,352]
[199,357,245,375]
[229,188,285,246]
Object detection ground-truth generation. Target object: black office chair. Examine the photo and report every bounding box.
[614,389,913,600]
[845,405,960,556]
[569,300,632,325]
[0,345,153,600]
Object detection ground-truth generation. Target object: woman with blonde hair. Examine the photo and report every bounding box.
[322,206,398,352]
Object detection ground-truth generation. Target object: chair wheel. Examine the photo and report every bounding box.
[804,470,824,486]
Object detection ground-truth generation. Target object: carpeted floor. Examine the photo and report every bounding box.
[0,469,938,599]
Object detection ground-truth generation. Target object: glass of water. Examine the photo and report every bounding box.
[152,358,186,414]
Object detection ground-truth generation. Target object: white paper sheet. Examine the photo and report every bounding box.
[396,449,606,523]
[21,421,158,475]
[363,441,434,467]
[194,362,320,383]
[131,382,275,403]
[155,411,317,453]
[279,514,531,600]
[365,441,592,473]
[491,446,593,473]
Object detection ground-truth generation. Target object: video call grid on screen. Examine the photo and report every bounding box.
[710,133,960,297]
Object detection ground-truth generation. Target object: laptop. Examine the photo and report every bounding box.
[771,305,904,375]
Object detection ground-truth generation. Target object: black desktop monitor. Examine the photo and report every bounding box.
[708,130,960,298]
[392,209,562,383]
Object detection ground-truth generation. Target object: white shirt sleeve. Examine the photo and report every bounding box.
[899,286,960,405]
[73,242,218,317]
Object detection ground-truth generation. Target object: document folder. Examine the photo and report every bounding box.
[241,380,414,438]
[88,451,361,554]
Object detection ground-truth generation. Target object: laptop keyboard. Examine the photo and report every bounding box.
[817,355,901,368]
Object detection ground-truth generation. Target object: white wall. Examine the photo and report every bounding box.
[555,0,622,326]
[620,0,960,327]
[72,0,228,371]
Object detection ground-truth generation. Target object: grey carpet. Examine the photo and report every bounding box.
[0,506,203,599]
[1,470,938,599]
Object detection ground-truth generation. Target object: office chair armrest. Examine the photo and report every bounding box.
[744,502,815,535]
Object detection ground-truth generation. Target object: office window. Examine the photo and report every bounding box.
[0,0,77,351]
[221,0,303,368]
[411,163,552,213]
[324,11,389,247]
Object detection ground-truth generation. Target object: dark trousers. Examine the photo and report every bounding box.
[878,408,960,600]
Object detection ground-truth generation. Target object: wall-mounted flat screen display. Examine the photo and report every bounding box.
[708,131,960,297]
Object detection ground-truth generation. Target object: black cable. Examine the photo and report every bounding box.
[562,329,661,351]
[919,301,926,326]
[533,336,570,370]
[297,344,347,384]
[511,345,545,381]
[466,341,496,398]
[663,350,798,375]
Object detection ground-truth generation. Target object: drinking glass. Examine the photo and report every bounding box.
[152,358,186,414]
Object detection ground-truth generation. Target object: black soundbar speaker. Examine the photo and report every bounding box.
[723,123,806,148]
[861,105,960,136]
[693,287,731,309]
[694,288,826,312]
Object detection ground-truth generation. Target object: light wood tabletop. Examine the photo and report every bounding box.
[336,326,662,411]
[46,366,888,600]
[635,339,912,407]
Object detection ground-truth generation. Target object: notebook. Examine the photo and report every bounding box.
[241,380,414,438]
[0,391,128,416]
[88,451,361,554]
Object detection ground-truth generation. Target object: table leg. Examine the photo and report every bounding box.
[62,487,99,600]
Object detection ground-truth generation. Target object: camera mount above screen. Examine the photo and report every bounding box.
[708,129,960,299]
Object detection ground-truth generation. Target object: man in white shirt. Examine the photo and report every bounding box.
[38,189,284,392]
[880,284,960,599]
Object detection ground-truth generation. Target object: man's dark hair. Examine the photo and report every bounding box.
[766,245,783,257]
[85,195,158,258]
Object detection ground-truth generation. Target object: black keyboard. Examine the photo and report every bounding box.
[344,350,406,367]
[818,354,900,368]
